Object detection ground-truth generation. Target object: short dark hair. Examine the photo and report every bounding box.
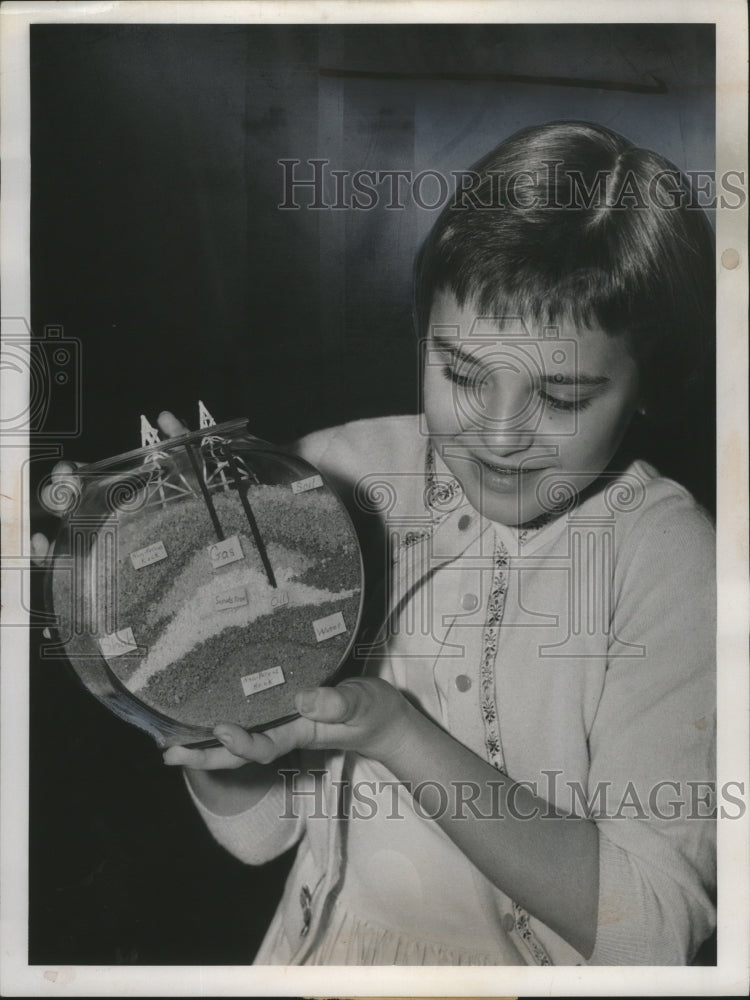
[415,120,715,423]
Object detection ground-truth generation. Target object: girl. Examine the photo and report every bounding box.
[44,121,717,966]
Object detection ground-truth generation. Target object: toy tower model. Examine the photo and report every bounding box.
[139,414,195,507]
[197,401,257,491]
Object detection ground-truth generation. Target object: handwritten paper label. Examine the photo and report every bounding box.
[313,611,347,643]
[291,474,323,494]
[270,590,289,610]
[209,534,243,570]
[214,586,248,612]
[99,627,138,658]
[241,666,285,697]
[130,540,167,570]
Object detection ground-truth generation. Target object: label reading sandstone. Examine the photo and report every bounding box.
[214,586,248,612]
[99,627,139,658]
[241,666,285,697]
[313,610,347,643]
[130,540,168,570]
[208,534,244,570]
[291,474,323,494]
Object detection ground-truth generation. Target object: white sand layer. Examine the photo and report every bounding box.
[126,549,357,694]
[140,540,313,628]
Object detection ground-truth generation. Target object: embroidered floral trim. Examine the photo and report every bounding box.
[479,534,510,771]
[399,442,465,550]
[479,534,553,967]
[423,442,464,515]
[512,902,553,966]
[400,527,433,550]
[515,514,557,548]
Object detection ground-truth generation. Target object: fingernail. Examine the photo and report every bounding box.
[214,728,233,747]
[296,689,317,713]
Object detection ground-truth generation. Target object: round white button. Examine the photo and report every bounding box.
[461,593,479,611]
[455,674,472,692]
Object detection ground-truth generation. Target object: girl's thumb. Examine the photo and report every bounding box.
[295,687,354,724]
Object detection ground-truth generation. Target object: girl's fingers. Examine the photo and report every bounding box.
[39,460,83,516]
[52,460,80,476]
[163,744,247,770]
[157,411,190,438]
[165,717,312,771]
[213,719,310,764]
[30,532,51,565]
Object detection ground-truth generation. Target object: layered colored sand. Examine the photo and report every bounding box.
[54,483,362,731]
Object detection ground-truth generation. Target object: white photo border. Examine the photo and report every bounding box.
[1,1,747,996]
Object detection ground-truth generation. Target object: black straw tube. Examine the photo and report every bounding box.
[184,444,225,542]
[222,444,277,589]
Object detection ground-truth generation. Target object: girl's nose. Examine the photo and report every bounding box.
[469,371,538,451]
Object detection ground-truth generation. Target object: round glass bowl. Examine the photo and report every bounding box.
[46,419,364,747]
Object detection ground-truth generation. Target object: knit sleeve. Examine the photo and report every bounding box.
[184,769,305,866]
[182,750,331,866]
[586,496,716,965]
[288,414,421,506]
[288,421,371,503]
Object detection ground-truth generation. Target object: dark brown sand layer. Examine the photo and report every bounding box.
[139,594,360,727]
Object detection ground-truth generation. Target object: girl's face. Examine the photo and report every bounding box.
[423,290,642,526]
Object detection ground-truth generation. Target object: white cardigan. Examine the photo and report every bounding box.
[187,415,716,966]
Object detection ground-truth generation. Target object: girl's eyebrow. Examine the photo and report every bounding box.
[431,333,611,387]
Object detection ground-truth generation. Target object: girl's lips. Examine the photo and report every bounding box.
[474,455,550,475]
[479,461,528,475]
[472,455,550,493]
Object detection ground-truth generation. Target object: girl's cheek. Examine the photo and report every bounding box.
[574,409,630,469]
[426,382,459,430]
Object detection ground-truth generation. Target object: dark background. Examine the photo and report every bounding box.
[29,22,716,965]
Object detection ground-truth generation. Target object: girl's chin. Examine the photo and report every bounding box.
[460,479,542,527]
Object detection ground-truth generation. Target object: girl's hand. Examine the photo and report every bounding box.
[32,411,189,567]
[31,459,84,566]
[163,677,412,771]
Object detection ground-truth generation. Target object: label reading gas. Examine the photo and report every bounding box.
[130,540,167,569]
[214,586,248,612]
[291,474,323,494]
[99,627,138,658]
[241,666,285,697]
[313,611,347,643]
[209,534,243,570]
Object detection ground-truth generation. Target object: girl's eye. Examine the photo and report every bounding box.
[539,392,594,413]
[441,362,484,391]
[439,352,596,413]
